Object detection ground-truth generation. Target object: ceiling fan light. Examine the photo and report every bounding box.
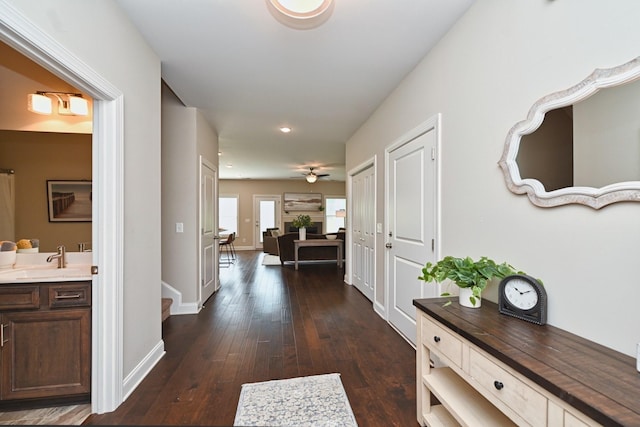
[306,173,318,183]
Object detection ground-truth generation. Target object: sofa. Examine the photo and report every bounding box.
[262,228,280,255]
[276,232,345,266]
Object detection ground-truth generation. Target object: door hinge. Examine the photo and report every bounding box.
[431,147,436,160]
[431,239,435,251]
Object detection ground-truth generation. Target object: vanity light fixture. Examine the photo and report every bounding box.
[27,91,89,116]
[266,0,335,30]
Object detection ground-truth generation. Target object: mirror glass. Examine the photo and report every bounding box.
[499,56,640,209]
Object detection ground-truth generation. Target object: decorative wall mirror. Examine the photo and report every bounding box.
[499,56,640,209]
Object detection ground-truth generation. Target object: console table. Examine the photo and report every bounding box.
[413,298,640,426]
[293,239,343,270]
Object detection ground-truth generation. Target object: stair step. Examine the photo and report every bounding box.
[161,298,173,322]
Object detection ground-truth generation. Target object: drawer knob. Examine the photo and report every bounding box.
[433,336,441,343]
[494,380,504,390]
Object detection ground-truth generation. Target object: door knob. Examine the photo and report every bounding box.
[385,243,392,248]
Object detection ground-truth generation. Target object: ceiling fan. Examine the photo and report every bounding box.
[303,167,330,183]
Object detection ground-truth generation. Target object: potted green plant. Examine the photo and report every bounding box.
[292,214,313,240]
[418,256,522,307]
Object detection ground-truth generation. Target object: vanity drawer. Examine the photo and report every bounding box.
[469,348,547,427]
[421,316,462,368]
[48,283,91,308]
[0,286,39,310]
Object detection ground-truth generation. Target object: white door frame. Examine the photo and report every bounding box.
[0,2,124,413]
[384,115,441,335]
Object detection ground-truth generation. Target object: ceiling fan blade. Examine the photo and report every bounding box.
[316,174,330,178]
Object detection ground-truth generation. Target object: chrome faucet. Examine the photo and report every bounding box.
[46,245,66,268]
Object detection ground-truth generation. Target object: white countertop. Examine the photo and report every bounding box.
[0,252,92,283]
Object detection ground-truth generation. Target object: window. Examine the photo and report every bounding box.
[325,197,346,232]
[219,195,238,235]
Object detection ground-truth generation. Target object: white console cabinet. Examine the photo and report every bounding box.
[414,299,640,427]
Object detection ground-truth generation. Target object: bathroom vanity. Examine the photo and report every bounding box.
[0,256,91,406]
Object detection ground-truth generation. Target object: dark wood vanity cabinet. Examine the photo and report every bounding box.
[0,282,91,402]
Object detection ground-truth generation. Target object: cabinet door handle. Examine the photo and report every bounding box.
[55,293,82,299]
[1,324,7,347]
[433,336,441,343]
[494,380,504,390]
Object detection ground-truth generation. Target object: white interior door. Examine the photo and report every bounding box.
[254,195,281,249]
[386,117,439,345]
[200,157,218,305]
[352,165,375,301]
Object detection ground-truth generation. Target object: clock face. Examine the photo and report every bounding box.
[503,278,538,310]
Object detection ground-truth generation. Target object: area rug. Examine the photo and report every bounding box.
[261,254,281,266]
[234,373,358,426]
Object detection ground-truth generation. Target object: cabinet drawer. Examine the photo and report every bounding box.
[469,348,547,427]
[0,286,39,310]
[421,316,462,368]
[48,283,91,308]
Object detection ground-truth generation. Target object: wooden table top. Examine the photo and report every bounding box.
[414,298,640,427]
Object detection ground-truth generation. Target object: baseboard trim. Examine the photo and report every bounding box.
[122,339,165,401]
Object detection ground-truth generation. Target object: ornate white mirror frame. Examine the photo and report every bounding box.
[498,56,640,209]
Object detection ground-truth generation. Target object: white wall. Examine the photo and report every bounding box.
[347,0,640,357]
[161,84,219,307]
[5,0,164,377]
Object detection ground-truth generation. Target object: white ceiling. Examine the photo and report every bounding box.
[116,0,474,181]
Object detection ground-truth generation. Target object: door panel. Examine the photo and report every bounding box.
[352,165,375,301]
[387,119,438,345]
[200,158,218,305]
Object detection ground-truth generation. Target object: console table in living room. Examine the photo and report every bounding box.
[294,239,343,270]
[413,298,640,426]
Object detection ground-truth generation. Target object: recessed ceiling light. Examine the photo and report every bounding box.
[280,127,291,133]
[267,0,335,30]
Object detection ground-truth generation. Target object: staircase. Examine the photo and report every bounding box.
[161,298,173,322]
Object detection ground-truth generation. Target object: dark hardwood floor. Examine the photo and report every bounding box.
[84,251,418,426]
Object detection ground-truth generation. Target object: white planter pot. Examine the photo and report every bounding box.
[299,227,306,240]
[459,287,481,308]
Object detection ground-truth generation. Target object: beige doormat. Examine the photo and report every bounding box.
[234,373,357,426]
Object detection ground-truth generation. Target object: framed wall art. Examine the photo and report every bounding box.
[283,192,322,211]
[47,180,92,222]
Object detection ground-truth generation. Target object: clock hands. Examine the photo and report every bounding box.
[513,286,532,295]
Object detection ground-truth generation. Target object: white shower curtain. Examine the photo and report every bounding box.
[0,173,15,241]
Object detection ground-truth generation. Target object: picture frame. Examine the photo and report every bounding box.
[283,192,323,211]
[47,180,92,222]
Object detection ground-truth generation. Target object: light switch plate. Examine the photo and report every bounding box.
[175,222,184,233]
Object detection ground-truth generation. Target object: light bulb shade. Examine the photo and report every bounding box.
[306,173,318,183]
[58,94,89,116]
[69,96,89,116]
[27,93,52,114]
